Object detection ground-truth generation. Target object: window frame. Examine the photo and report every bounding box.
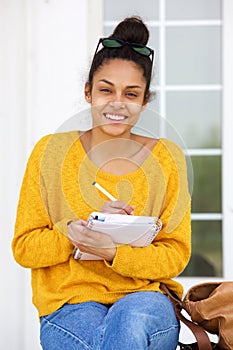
[222,0,233,280]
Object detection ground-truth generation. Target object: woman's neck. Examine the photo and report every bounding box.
[79,129,154,175]
[81,128,135,154]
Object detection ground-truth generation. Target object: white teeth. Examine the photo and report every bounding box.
[105,113,126,121]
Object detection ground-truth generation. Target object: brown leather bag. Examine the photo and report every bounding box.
[161,282,233,350]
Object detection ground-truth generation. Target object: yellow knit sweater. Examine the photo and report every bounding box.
[12,131,191,317]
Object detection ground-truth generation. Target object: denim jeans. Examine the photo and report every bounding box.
[40,291,179,350]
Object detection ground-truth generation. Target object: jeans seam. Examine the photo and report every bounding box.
[42,316,92,349]
[149,324,179,341]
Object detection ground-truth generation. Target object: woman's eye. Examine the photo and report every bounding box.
[126,92,137,98]
[100,88,111,93]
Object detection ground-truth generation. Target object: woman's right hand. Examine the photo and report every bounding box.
[100,200,134,215]
[67,219,117,261]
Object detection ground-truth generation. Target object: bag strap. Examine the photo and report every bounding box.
[160,283,212,350]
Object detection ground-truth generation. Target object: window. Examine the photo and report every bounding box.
[103,0,223,277]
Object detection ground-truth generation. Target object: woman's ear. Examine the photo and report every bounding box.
[84,83,91,103]
[142,91,151,110]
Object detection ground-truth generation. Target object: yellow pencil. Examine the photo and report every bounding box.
[92,181,117,201]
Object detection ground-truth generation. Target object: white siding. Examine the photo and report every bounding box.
[0,1,102,348]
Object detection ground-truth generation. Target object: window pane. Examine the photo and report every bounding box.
[191,156,221,213]
[166,91,221,148]
[181,220,222,277]
[104,24,115,36]
[104,0,159,21]
[166,0,222,20]
[166,26,221,84]
[149,26,160,86]
[132,97,161,137]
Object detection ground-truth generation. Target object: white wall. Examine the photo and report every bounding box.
[0,1,102,348]
[0,2,29,349]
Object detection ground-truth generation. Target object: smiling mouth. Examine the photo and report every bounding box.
[104,113,127,121]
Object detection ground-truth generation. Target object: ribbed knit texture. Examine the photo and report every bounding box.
[12,131,191,317]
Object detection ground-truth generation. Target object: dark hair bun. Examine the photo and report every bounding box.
[111,16,149,45]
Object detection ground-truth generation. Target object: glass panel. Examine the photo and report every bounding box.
[132,94,161,137]
[104,0,159,21]
[166,91,221,148]
[166,26,221,85]
[181,220,222,277]
[149,26,160,86]
[191,156,221,213]
[104,24,115,36]
[149,90,160,113]
[166,0,222,20]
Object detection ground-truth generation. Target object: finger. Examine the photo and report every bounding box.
[71,219,87,227]
[110,200,135,215]
[67,223,85,242]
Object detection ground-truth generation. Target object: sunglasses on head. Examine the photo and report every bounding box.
[94,37,154,64]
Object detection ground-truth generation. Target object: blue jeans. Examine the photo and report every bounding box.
[40,291,179,350]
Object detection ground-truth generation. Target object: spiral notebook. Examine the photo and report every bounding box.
[73,212,162,260]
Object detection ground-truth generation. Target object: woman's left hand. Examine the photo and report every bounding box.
[67,219,117,261]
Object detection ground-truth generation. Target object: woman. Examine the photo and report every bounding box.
[12,16,191,350]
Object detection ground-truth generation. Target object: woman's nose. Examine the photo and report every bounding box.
[109,101,125,109]
[109,94,126,109]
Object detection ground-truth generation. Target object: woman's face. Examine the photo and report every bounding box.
[85,59,148,138]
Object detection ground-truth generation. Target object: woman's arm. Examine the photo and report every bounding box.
[104,141,191,280]
[12,136,74,268]
[105,206,191,280]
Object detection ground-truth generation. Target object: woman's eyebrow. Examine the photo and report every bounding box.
[98,79,114,86]
[98,79,142,89]
[126,85,143,89]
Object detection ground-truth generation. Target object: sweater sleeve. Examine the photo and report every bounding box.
[12,135,74,268]
[105,140,191,280]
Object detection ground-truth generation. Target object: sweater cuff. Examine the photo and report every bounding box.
[104,245,131,272]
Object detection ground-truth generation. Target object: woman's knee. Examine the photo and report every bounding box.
[40,316,90,350]
[99,292,179,349]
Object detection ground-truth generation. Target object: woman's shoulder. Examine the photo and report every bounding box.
[157,138,188,174]
[158,138,185,158]
[27,131,80,164]
[131,134,185,157]
[33,131,79,150]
